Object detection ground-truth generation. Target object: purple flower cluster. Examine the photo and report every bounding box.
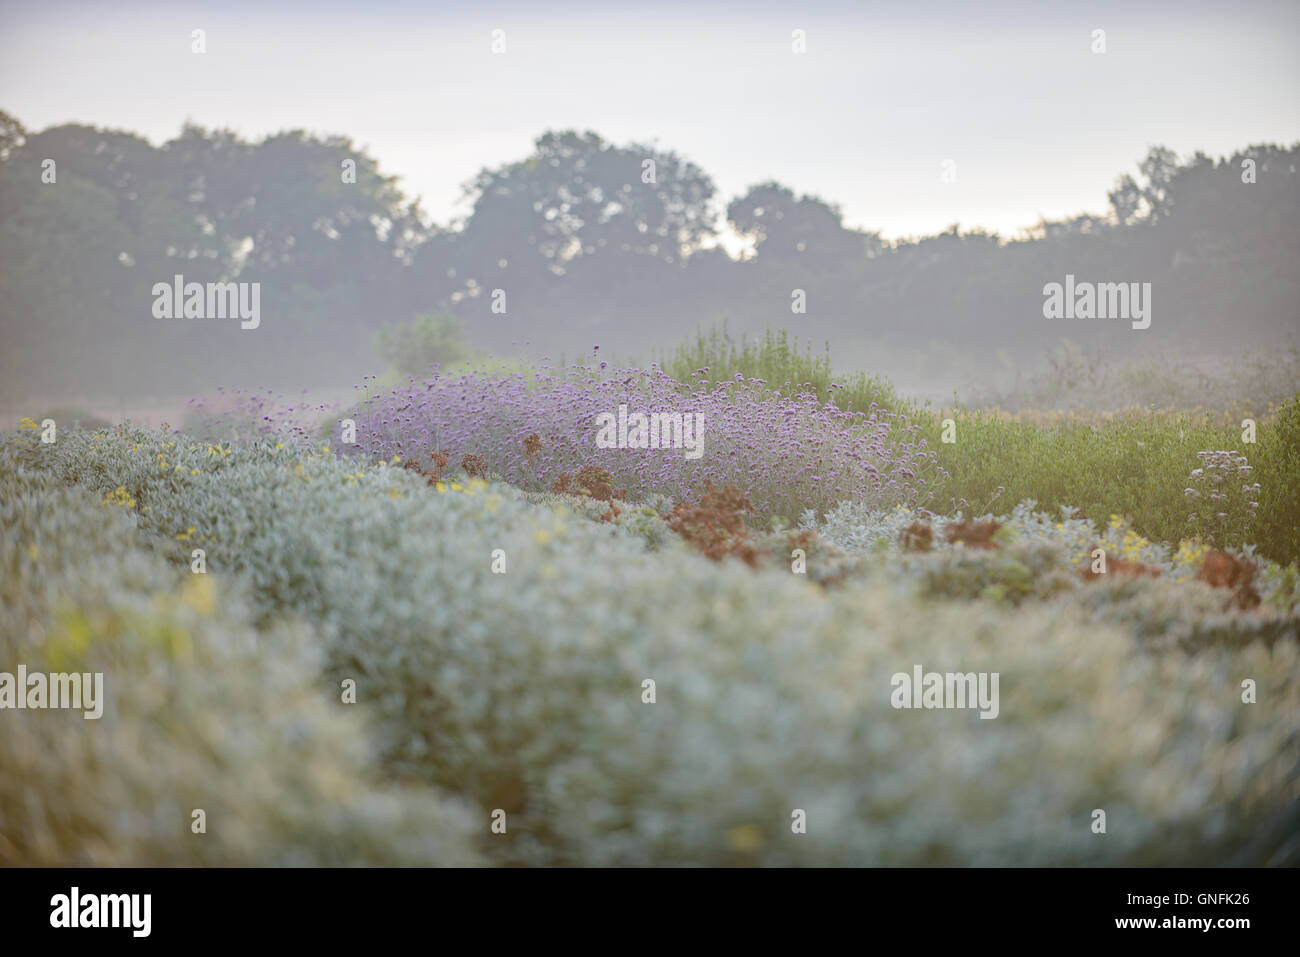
[185,388,337,445]
[344,363,943,519]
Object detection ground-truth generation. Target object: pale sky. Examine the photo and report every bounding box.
[2,0,1298,241]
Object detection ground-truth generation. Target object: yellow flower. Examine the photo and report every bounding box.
[18,417,38,429]
[102,486,136,508]
[435,481,447,493]
[534,529,551,545]
[180,574,217,617]
[726,824,764,852]
[174,527,196,541]
[46,611,92,671]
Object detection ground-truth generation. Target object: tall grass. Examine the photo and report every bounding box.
[967,340,1300,415]
[663,326,916,418]
[914,397,1299,564]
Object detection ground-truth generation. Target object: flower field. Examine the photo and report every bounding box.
[3,350,1298,864]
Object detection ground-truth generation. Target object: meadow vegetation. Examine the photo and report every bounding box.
[665,328,1300,564]
[2,326,1297,866]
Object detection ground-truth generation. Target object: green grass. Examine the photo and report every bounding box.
[913,401,1300,564]
[662,325,915,417]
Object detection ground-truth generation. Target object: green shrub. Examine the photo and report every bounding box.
[374,311,471,376]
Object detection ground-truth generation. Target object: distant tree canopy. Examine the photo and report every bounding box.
[458,130,716,270]
[373,312,470,377]
[0,107,1296,397]
[727,181,885,265]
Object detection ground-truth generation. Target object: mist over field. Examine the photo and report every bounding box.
[1,127,1298,409]
[1,0,1298,416]
[2,0,1299,882]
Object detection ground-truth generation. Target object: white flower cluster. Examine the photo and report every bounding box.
[1185,450,1261,545]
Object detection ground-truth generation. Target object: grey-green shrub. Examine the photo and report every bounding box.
[0,454,481,866]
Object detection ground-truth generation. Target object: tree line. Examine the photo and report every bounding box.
[0,110,1295,398]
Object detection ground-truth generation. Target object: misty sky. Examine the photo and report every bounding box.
[2,0,1297,242]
